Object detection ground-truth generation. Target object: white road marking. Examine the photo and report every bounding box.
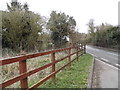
[101,58,109,62]
[107,52,118,56]
[96,58,119,70]
[88,53,98,57]
[116,64,120,67]
[93,55,98,57]
[91,54,94,56]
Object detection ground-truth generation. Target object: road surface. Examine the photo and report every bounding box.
[86,45,119,88]
[86,45,119,68]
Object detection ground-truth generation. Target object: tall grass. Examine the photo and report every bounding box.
[1,48,77,88]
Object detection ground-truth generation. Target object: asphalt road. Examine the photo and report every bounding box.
[86,45,119,88]
[86,45,119,68]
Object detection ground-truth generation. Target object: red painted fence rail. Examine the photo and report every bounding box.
[0,45,86,89]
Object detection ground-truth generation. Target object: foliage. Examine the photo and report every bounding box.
[87,19,119,48]
[7,0,29,11]
[47,11,76,48]
[87,19,95,44]
[69,31,87,45]
[37,32,52,50]
[2,0,43,52]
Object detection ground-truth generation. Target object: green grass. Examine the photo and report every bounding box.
[39,53,93,88]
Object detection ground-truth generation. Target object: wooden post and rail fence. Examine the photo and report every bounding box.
[0,44,86,89]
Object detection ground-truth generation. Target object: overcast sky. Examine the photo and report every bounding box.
[0,0,119,33]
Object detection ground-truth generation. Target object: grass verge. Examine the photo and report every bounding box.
[40,53,93,88]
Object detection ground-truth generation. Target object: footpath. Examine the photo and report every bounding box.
[92,58,119,88]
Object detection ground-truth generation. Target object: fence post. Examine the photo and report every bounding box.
[84,45,86,54]
[19,60,28,89]
[51,52,56,84]
[68,48,71,68]
[76,46,79,61]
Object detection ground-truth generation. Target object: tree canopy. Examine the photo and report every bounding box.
[87,19,119,49]
[47,11,76,48]
[2,0,43,52]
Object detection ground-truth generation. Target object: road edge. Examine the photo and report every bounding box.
[87,45,118,53]
[87,55,95,88]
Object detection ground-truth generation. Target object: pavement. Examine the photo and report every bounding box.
[92,58,119,88]
[86,45,119,89]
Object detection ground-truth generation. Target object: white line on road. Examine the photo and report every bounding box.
[88,53,98,57]
[96,58,119,70]
[107,52,118,56]
[116,64,120,67]
[88,52,119,70]
[101,58,109,62]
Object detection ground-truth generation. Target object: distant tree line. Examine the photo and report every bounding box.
[87,19,119,49]
[3,0,118,55]
[1,0,85,55]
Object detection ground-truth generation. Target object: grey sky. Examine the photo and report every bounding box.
[0,0,119,33]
